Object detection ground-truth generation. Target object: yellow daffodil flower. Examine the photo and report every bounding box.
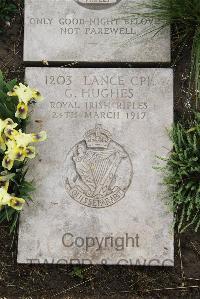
[7,83,43,120]
[0,119,18,151]
[2,140,24,170]
[14,130,47,147]
[4,128,47,146]
[7,83,43,104]
[24,146,36,159]
[14,130,34,147]
[0,118,17,133]
[31,131,47,143]
[15,102,29,119]
[8,196,25,211]
[2,129,47,170]
[0,187,11,206]
[0,173,25,211]
[6,140,24,161]
[0,173,14,191]
[2,156,14,171]
[4,125,18,141]
[0,187,25,211]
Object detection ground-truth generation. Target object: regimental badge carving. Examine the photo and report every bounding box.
[74,0,122,10]
[65,124,133,208]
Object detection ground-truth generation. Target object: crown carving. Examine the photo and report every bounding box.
[84,124,112,149]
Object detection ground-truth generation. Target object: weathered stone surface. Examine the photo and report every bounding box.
[18,67,174,265]
[24,0,170,63]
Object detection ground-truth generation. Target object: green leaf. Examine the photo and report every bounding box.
[156,112,200,232]
[6,79,17,91]
[70,267,84,279]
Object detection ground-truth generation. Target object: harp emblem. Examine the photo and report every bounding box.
[65,125,133,208]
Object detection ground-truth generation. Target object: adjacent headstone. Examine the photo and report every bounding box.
[24,0,170,63]
[18,67,173,265]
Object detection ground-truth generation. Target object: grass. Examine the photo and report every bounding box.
[125,0,200,233]
[125,0,200,104]
[157,113,200,232]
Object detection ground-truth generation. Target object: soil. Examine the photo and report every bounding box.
[0,2,200,299]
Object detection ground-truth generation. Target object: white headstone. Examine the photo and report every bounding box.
[18,67,174,265]
[24,0,170,63]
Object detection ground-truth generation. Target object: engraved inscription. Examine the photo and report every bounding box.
[47,73,151,121]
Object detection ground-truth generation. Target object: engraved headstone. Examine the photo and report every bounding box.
[24,0,170,63]
[18,67,174,265]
